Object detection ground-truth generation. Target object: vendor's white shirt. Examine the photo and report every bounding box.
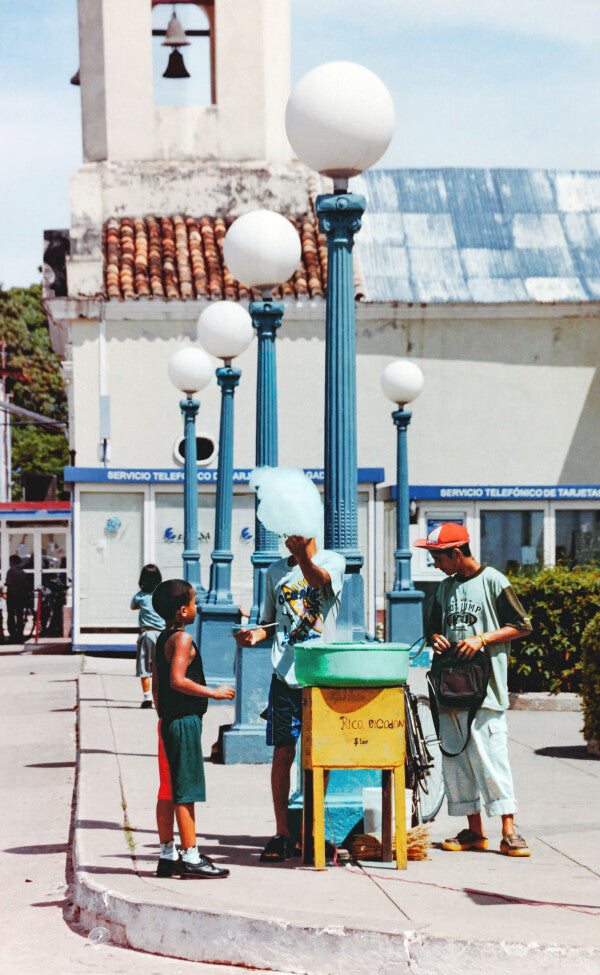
[262,549,346,689]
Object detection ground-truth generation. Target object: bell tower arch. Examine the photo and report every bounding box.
[76,0,291,163]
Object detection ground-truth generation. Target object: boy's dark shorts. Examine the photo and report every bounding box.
[266,674,303,747]
[160,714,206,804]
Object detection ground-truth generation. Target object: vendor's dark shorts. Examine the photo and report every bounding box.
[266,675,303,747]
[160,714,206,805]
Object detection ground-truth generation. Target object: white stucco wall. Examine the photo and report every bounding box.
[67,300,600,486]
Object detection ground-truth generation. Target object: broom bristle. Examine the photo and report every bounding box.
[349,826,431,861]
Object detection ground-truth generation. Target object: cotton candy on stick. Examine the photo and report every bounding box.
[249,467,324,547]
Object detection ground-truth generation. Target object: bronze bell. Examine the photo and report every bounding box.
[162,11,190,48]
[163,49,190,79]
[70,67,80,86]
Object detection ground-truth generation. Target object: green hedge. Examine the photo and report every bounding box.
[581,613,600,742]
[506,566,600,694]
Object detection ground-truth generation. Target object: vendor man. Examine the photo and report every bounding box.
[416,523,532,856]
[235,534,345,862]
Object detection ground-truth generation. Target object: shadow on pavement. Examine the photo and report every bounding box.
[26,761,75,768]
[5,843,69,854]
[535,745,599,761]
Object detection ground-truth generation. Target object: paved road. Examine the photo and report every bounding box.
[0,648,292,975]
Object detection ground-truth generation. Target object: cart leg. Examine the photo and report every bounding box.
[312,767,326,870]
[394,765,407,870]
[303,769,314,865]
[382,769,393,863]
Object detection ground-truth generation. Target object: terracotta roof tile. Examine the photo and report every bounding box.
[103,213,362,302]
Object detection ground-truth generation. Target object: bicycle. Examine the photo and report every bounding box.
[404,641,444,827]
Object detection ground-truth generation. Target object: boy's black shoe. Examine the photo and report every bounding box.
[177,854,229,879]
[156,856,179,877]
[140,700,153,709]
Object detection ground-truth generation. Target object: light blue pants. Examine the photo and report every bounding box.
[438,708,517,817]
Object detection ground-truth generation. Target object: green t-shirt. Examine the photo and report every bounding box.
[426,566,531,710]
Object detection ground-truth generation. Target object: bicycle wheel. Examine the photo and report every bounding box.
[412,695,444,824]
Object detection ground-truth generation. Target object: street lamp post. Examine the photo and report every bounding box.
[220,209,301,763]
[195,301,254,685]
[284,62,396,842]
[381,359,425,643]
[286,61,395,640]
[167,347,213,600]
[223,209,301,623]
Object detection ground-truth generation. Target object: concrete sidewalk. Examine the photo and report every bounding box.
[74,658,600,975]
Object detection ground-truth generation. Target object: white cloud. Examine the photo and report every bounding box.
[293,0,600,47]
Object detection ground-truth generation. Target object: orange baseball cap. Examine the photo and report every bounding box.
[414,522,470,550]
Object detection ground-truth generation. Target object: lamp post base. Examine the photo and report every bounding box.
[222,640,273,764]
[222,723,272,764]
[385,589,425,645]
[288,769,382,849]
[196,602,240,686]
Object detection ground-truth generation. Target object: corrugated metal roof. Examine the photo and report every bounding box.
[353,169,600,303]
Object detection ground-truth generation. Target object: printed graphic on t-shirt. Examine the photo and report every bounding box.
[446,598,482,632]
[279,579,330,646]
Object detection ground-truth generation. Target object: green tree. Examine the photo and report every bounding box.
[0,285,68,499]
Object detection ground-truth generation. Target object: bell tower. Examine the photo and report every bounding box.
[76,0,291,164]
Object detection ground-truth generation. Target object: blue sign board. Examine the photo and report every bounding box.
[387,485,600,501]
[64,466,385,485]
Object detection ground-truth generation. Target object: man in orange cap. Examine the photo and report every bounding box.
[415,523,532,856]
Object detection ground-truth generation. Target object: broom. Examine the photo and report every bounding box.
[349,825,431,861]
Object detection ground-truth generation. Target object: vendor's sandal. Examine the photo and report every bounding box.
[260,834,291,862]
[442,828,489,852]
[500,833,530,857]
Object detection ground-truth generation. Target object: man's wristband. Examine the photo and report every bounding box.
[479,633,488,648]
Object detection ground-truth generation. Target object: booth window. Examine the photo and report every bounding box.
[79,493,143,631]
[480,509,544,574]
[556,508,600,565]
[155,491,214,580]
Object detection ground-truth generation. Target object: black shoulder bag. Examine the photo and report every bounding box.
[426,645,491,757]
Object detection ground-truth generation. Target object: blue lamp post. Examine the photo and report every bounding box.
[286,61,395,641]
[223,209,302,623]
[167,347,214,599]
[381,359,425,644]
[195,301,254,685]
[284,63,397,843]
[220,210,301,763]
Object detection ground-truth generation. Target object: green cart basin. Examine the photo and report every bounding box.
[294,642,411,687]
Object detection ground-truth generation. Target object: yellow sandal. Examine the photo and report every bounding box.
[500,833,530,857]
[442,828,489,852]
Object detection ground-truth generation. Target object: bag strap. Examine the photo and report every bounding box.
[426,672,478,758]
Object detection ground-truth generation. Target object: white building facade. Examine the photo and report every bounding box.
[44,0,600,651]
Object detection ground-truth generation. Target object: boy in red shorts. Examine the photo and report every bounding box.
[153,717,177,877]
[151,579,235,878]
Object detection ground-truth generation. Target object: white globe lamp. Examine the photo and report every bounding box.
[168,347,213,395]
[197,301,254,362]
[381,360,425,406]
[223,210,301,290]
[285,62,395,181]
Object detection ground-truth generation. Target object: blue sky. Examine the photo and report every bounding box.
[1,0,600,287]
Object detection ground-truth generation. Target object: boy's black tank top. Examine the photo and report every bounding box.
[155,626,208,721]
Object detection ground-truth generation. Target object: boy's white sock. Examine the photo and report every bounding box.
[159,840,178,860]
[181,846,200,864]
[143,690,152,701]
